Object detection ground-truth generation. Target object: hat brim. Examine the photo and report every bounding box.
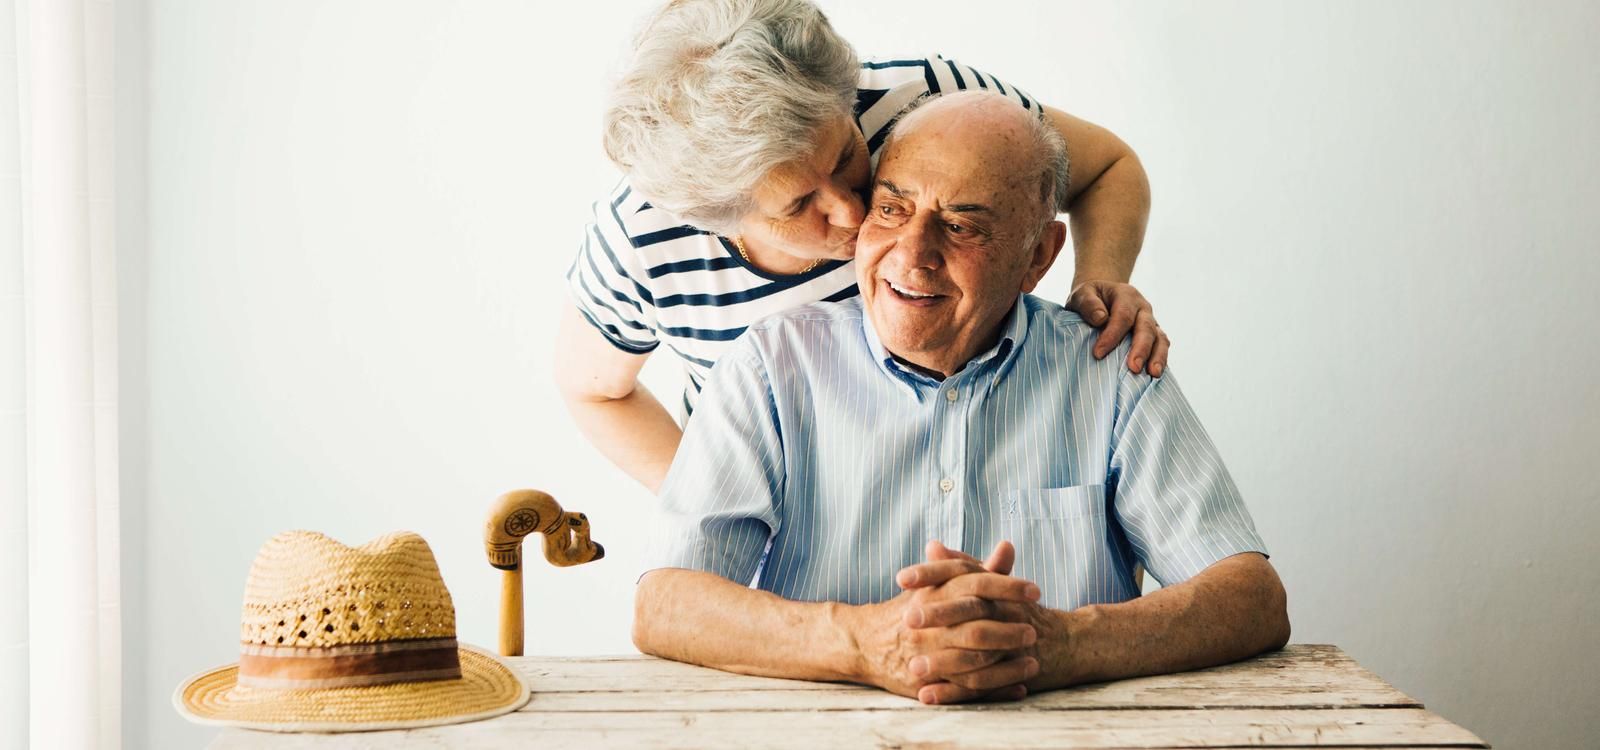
[173,643,530,733]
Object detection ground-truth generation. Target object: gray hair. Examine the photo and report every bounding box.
[1027,110,1071,234]
[602,0,860,234]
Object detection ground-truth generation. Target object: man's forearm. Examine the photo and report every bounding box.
[561,385,682,493]
[633,569,861,683]
[1067,151,1150,286]
[1030,552,1290,691]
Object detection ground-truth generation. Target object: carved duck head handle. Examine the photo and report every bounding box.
[484,489,605,571]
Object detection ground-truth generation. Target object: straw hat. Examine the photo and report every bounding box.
[174,530,530,732]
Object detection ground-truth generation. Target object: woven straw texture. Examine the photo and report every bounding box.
[241,530,456,647]
[176,530,529,731]
[175,645,529,732]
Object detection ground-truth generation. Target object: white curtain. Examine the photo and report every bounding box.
[2,0,122,748]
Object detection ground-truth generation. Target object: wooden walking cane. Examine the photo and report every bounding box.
[484,489,605,656]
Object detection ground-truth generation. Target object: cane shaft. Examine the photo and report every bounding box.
[499,566,523,656]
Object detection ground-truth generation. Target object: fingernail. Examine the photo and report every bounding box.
[1023,628,1037,646]
[1131,357,1143,370]
[910,656,929,676]
[1151,363,1163,376]
[1024,583,1041,600]
[897,571,915,587]
[905,609,924,628]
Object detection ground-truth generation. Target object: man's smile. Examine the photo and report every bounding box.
[884,279,948,307]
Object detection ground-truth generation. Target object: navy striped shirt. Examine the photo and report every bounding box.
[566,54,1044,414]
[647,295,1268,611]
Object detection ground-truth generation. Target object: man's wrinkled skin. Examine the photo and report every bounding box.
[633,92,1289,703]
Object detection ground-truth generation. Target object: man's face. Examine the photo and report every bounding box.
[856,95,1063,378]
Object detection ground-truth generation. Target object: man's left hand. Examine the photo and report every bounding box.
[897,541,1065,705]
[1065,280,1169,377]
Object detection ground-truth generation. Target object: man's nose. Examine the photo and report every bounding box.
[890,214,943,270]
[818,179,865,229]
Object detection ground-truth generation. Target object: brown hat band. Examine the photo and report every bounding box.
[237,637,463,690]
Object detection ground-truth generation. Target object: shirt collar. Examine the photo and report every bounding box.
[860,295,1032,398]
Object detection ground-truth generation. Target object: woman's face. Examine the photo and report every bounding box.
[737,115,871,261]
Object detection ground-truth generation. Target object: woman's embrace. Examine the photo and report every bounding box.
[558,0,1170,491]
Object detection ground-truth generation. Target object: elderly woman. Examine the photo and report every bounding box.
[558,0,1169,492]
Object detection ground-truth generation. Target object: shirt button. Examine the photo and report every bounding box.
[939,478,955,492]
[945,389,958,402]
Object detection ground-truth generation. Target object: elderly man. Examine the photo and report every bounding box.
[633,91,1289,704]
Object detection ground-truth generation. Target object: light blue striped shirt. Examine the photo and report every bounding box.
[648,295,1268,611]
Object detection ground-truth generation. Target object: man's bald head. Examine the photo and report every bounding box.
[884,91,1069,229]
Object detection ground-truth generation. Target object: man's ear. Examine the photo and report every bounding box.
[1020,220,1067,293]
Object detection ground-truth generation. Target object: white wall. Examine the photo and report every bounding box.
[129,1,1599,747]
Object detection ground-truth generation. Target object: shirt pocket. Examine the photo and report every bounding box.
[997,485,1132,609]
[999,484,1107,520]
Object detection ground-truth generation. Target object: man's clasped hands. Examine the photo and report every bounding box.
[854,539,1063,705]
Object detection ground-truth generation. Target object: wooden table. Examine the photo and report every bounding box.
[212,644,1487,748]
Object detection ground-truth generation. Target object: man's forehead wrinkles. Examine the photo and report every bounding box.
[877,174,1002,216]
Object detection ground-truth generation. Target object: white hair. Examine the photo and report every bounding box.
[602,0,860,234]
[1028,109,1071,230]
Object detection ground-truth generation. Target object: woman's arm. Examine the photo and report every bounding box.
[1044,105,1150,284]
[1042,105,1170,377]
[553,305,683,492]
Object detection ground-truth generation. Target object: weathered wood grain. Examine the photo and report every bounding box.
[514,645,1420,710]
[211,708,1486,749]
[209,645,1487,749]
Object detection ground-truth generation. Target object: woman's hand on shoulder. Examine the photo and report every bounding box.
[1065,281,1169,378]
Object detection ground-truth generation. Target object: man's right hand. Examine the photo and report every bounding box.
[896,540,1045,704]
[844,549,1042,703]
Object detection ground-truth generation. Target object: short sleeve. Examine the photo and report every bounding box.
[644,344,785,584]
[1107,366,1269,586]
[857,54,1047,160]
[565,186,661,354]
[929,55,1045,117]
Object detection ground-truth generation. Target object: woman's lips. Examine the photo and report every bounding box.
[831,233,860,256]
